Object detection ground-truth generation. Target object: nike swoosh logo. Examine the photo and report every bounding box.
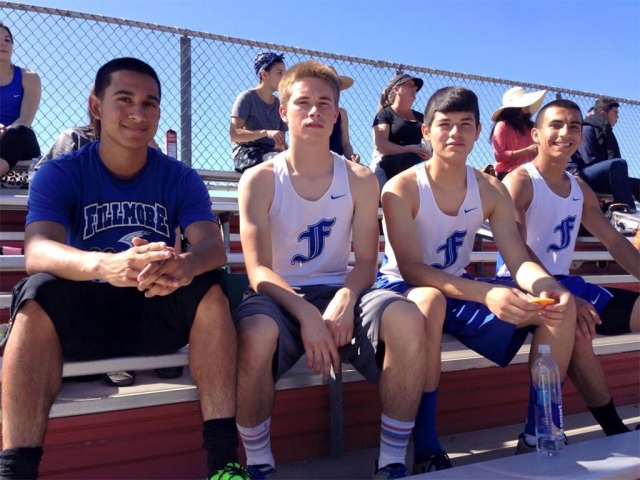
[331,194,346,200]
[464,207,478,213]
[13,94,20,98]
[591,293,600,305]
[572,197,582,201]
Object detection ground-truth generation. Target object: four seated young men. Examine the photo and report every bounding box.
[1,56,637,480]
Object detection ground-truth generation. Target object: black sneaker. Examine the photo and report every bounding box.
[412,451,452,474]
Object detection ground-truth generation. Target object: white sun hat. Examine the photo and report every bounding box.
[491,87,547,121]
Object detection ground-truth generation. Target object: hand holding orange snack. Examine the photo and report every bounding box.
[528,297,556,307]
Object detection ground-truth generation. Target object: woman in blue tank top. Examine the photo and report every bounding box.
[0,22,42,182]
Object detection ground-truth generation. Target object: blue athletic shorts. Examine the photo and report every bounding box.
[379,275,531,368]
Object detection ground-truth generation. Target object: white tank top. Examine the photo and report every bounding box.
[269,152,353,286]
[380,164,484,281]
[497,162,582,277]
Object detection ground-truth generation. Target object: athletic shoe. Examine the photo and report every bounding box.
[373,461,407,479]
[412,451,452,474]
[209,462,251,480]
[246,464,277,479]
[102,371,136,387]
[515,433,569,455]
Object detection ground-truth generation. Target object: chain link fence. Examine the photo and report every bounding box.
[2,2,639,177]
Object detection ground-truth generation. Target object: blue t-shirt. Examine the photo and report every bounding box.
[27,142,216,252]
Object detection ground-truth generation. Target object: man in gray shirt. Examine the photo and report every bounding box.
[230,52,287,173]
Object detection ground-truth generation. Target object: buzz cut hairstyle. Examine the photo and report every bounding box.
[278,60,341,108]
[534,99,583,128]
[94,57,162,102]
[423,87,481,127]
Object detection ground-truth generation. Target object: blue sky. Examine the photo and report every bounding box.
[19,0,640,100]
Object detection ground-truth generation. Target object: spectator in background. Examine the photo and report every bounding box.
[0,22,41,186]
[490,86,546,180]
[371,73,429,192]
[568,97,639,213]
[328,67,360,163]
[230,52,287,173]
[36,91,100,167]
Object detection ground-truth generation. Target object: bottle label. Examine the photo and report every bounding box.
[552,401,564,430]
[534,387,564,432]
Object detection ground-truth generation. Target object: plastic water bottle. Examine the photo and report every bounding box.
[532,344,564,456]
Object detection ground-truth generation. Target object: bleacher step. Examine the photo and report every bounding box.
[414,430,640,479]
[274,404,640,479]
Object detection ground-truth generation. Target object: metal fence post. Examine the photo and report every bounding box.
[180,35,192,167]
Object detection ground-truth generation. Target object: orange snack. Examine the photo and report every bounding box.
[529,297,556,306]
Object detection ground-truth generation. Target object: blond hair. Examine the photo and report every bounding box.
[278,60,340,107]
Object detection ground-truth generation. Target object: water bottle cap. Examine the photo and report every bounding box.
[538,344,551,354]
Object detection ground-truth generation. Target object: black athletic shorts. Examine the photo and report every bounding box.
[9,270,222,360]
[595,286,638,336]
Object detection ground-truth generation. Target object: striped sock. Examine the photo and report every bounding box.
[378,413,414,469]
[237,417,275,468]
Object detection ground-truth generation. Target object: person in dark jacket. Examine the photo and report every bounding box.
[568,97,639,212]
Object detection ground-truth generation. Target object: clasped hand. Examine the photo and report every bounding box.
[104,237,194,297]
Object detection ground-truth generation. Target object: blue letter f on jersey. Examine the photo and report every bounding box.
[547,215,577,252]
[431,230,467,270]
[291,218,336,265]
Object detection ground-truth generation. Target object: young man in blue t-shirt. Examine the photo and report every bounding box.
[0,58,246,479]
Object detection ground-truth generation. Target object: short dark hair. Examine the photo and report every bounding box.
[94,57,161,101]
[0,22,13,44]
[534,99,583,128]
[593,97,619,113]
[424,87,480,127]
